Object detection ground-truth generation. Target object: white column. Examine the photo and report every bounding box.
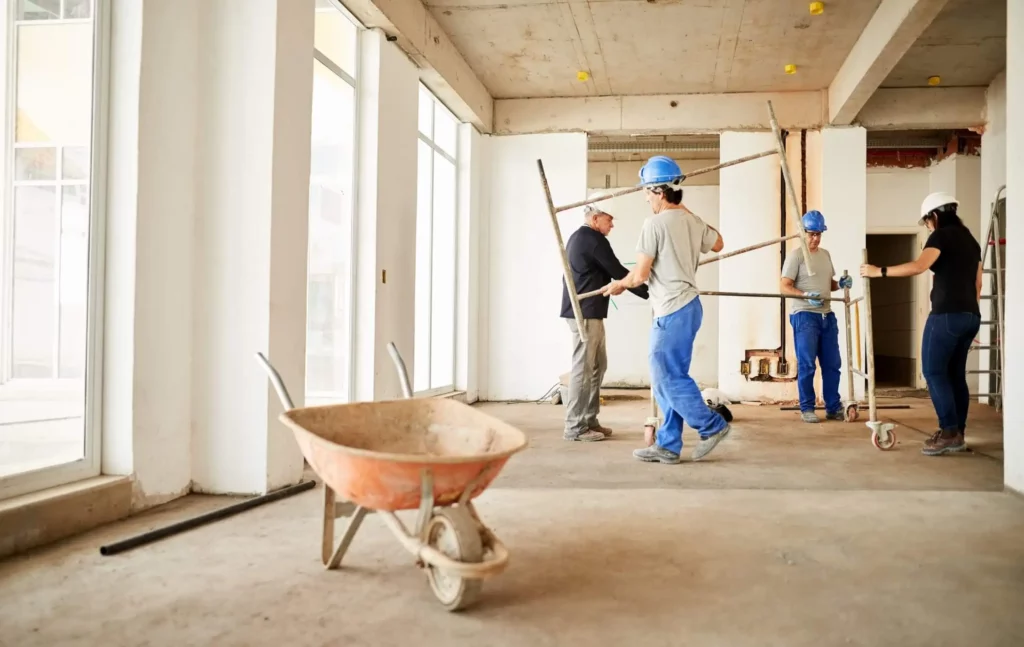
[103,0,200,507]
[817,127,868,404]
[190,0,314,495]
[717,132,795,402]
[455,124,486,402]
[1003,0,1023,493]
[352,29,420,403]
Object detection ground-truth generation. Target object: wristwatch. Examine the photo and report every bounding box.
[881,266,888,277]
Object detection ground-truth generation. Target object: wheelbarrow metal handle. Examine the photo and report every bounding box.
[386,342,414,400]
[254,352,295,411]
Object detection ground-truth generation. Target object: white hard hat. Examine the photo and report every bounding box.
[919,192,958,224]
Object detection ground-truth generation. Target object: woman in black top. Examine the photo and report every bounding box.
[861,192,982,456]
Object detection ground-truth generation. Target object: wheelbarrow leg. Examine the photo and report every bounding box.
[322,484,368,570]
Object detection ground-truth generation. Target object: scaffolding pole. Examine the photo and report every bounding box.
[766,100,814,275]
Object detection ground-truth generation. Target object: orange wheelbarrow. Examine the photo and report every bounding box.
[255,343,528,611]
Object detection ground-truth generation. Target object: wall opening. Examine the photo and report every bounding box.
[866,234,918,388]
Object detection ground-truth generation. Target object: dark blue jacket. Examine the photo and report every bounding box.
[560,226,649,319]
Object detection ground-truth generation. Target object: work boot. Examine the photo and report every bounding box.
[922,430,966,456]
[825,410,844,421]
[800,411,820,423]
[589,424,614,437]
[632,445,681,464]
[564,429,605,442]
[692,424,732,461]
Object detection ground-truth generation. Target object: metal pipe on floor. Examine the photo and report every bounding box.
[98,480,316,556]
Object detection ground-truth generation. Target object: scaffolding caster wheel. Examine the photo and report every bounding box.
[844,403,859,423]
[867,422,897,451]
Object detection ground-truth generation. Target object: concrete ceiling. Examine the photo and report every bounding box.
[427,0,883,99]
[882,0,1006,88]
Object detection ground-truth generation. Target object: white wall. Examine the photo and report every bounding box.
[1003,1,1022,493]
[867,167,930,231]
[980,72,1007,410]
[352,29,420,403]
[482,134,587,401]
[594,186,720,388]
[718,132,796,402]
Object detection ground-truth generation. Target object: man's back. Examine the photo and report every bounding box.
[561,226,647,318]
[636,209,718,318]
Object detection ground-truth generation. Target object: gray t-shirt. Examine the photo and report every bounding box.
[636,208,719,318]
[782,247,835,314]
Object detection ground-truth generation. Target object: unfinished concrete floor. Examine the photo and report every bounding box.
[2,395,1023,647]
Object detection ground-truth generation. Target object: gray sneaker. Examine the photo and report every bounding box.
[632,445,681,464]
[800,411,820,423]
[564,429,605,442]
[691,425,732,461]
[825,410,844,421]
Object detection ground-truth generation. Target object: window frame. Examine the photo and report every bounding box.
[0,0,109,501]
[304,0,361,406]
[415,85,458,397]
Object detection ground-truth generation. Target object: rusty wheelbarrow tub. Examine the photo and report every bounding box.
[255,343,528,612]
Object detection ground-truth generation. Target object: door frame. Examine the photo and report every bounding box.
[866,227,929,389]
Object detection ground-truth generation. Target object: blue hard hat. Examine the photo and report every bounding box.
[802,210,827,232]
[638,156,685,187]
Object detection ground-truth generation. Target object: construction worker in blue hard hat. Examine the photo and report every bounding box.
[602,155,733,464]
[779,210,852,423]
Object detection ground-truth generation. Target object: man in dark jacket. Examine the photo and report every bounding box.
[561,195,649,442]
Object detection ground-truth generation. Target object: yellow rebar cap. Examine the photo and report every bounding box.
[785,64,797,75]
[810,2,824,15]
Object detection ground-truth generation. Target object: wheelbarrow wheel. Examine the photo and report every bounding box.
[424,506,484,611]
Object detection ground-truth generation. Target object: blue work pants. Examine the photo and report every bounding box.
[921,312,980,432]
[651,298,728,454]
[790,311,842,414]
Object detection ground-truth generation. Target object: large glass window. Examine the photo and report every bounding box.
[0,0,104,496]
[305,0,359,406]
[415,86,458,394]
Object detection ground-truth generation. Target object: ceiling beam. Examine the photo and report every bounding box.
[342,0,493,132]
[828,0,950,125]
[855,87,986,130]
[494,92,827,135]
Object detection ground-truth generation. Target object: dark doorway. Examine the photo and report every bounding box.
[866,234,918,388]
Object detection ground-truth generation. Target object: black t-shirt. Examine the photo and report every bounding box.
[560,226,648,319]
[923,225,981,315]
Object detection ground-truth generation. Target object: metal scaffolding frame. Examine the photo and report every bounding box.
[537,100,897,452]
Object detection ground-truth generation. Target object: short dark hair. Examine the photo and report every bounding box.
[650,186,683,204]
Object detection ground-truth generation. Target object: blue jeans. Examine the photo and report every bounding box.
[922,312,980,432]
[790,311,842,414]
[651,298,728,453]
